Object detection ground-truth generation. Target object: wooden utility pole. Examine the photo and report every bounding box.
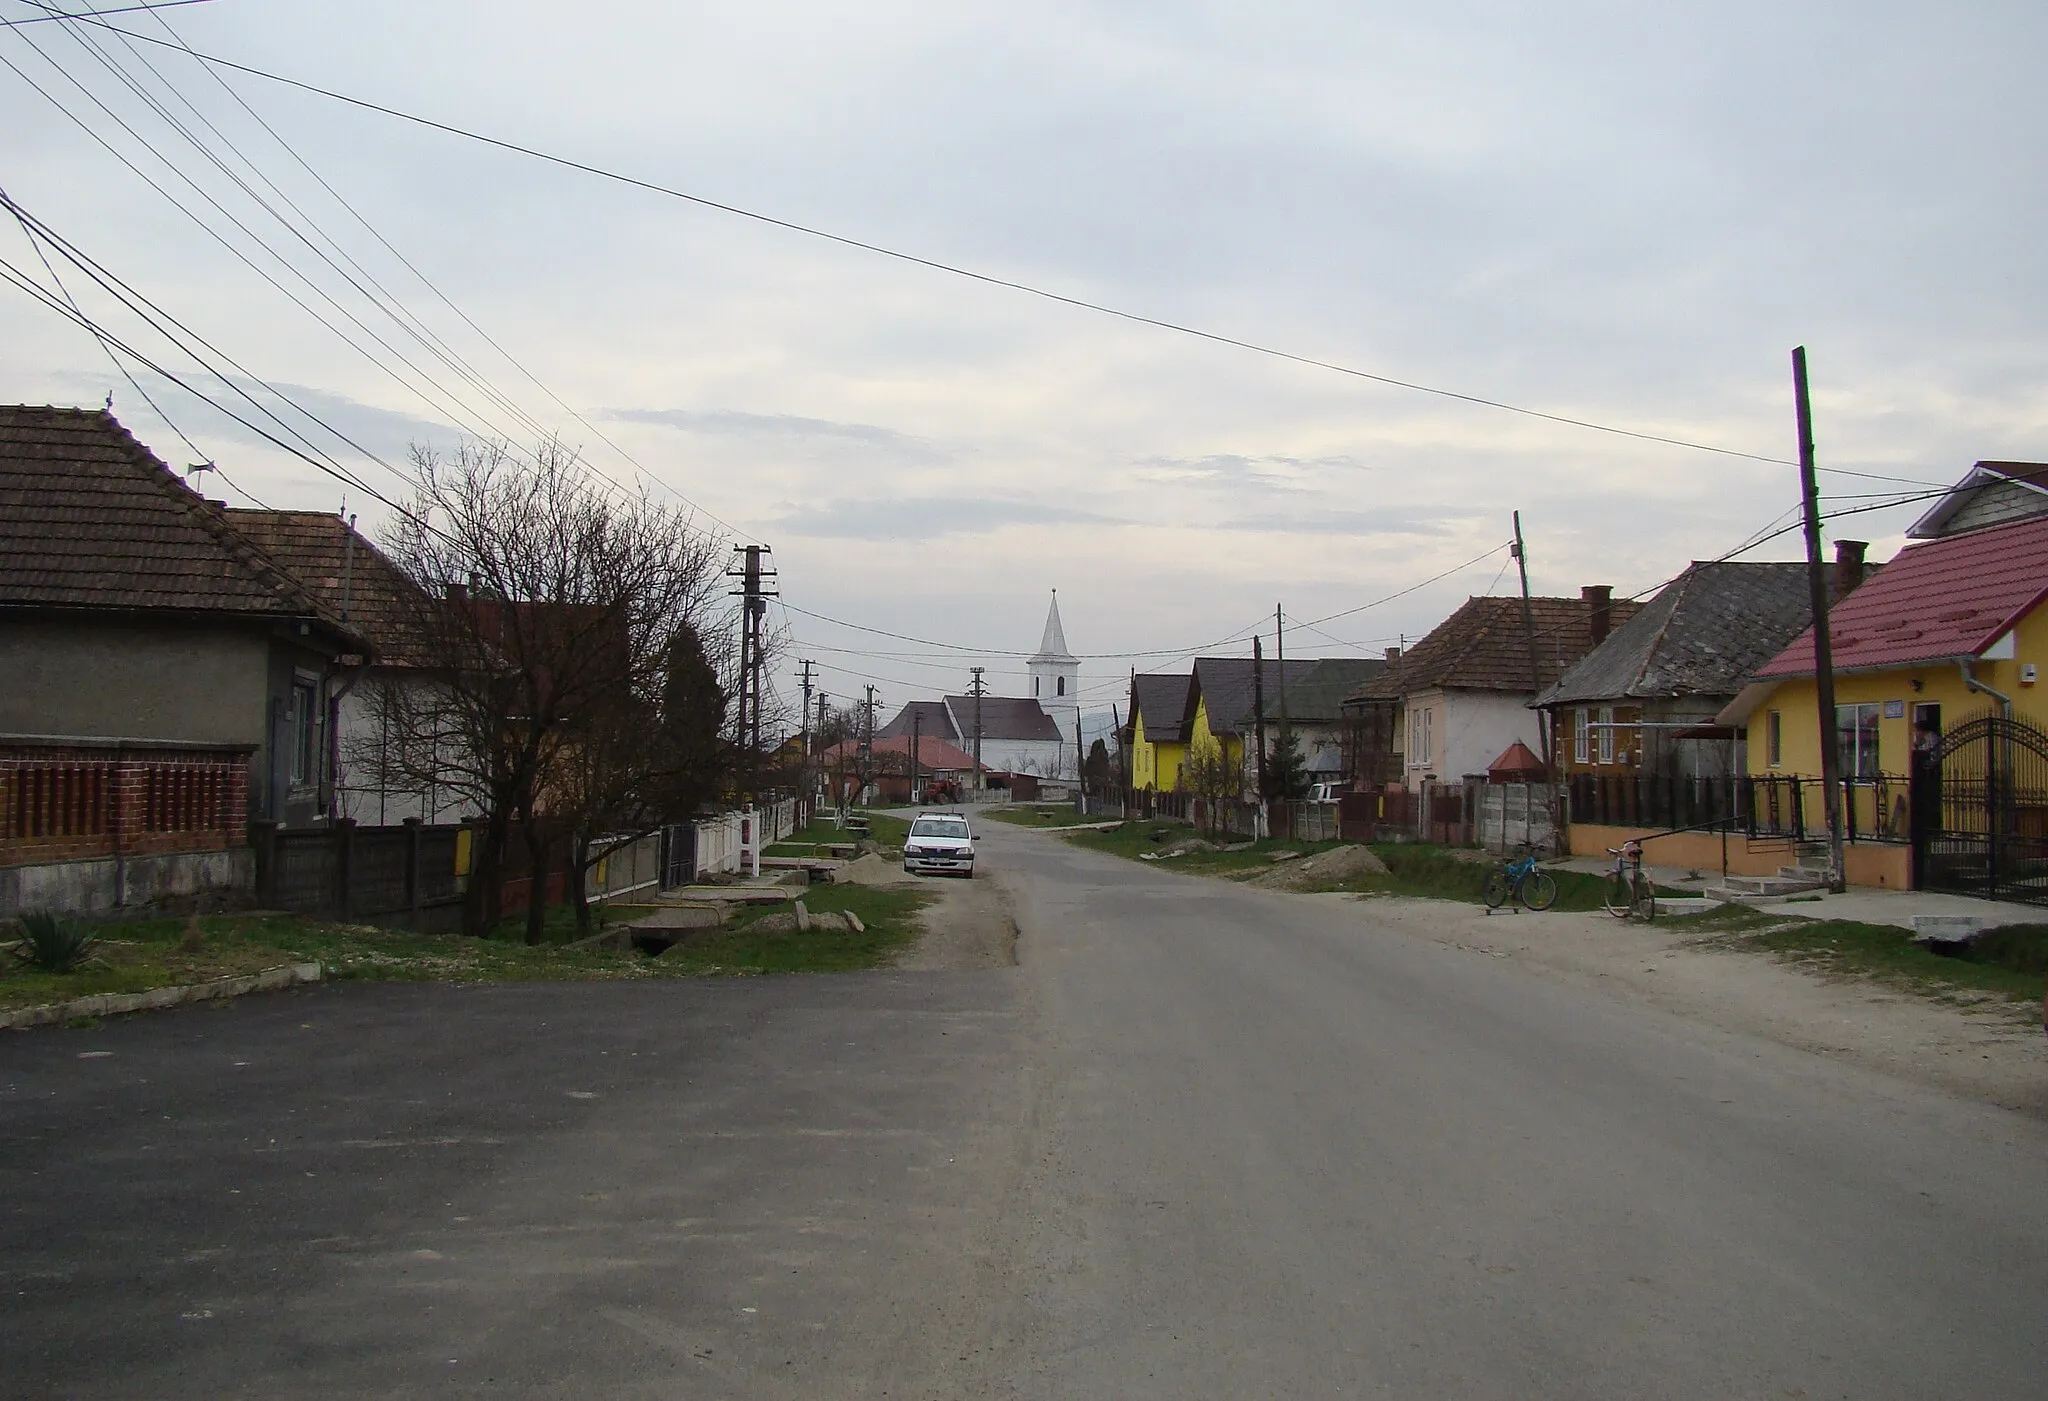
[1252,634,1269,800]
[1274,604,1291,744]
[1794,346,1848,892]
[911,711,922,806]
[1513,511,1560,849]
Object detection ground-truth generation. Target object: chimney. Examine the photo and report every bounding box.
[1384,646,1402,665]
[1832,539,1868,599]
[446,581,468,603]
[1582,584,1613,646]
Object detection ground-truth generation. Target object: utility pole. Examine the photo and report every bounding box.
[860,684,877,805]
[1274,604,1291,745]
[1512,511,1559,850]
[1794,346,1848,893]
[968,666,987,789]
[1252,634,1269,800]
[911,711,922,806]
[798,659,815,813]
[814,689,829,806]
[727,544,777,800]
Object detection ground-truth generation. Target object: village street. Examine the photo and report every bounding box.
[7,820,2048,1398]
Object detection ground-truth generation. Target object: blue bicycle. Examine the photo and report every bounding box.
[1483,846,1558,912]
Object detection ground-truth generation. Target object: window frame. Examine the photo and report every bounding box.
[1836,702,1881,781]
[1596,706,1615,765]
[1573,708,1590,765]
[1767,709,1783,768]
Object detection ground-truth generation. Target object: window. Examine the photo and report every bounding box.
[1057,676,1066,697]
[1573,709,1590,765]
[1596,706,1615,765]
[1032,676,1040,696]
[1767,710,1783,768]
[290,679,319,786]
[1409,706,1434,766]
[1836,703,1880,781]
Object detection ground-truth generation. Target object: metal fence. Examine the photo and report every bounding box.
[253,818,465,928]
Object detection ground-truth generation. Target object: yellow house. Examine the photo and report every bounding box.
[1127,673,1193,792]
[1724,507,2048,892]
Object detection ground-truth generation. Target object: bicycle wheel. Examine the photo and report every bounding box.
[1632,874,1657,922]
[1522,869,1558,911]
[1602,871,1632,918]
[1482,871,1510,910]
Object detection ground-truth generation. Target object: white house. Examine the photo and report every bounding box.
[876,592,1079,779]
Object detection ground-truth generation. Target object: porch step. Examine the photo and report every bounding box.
[1704,873,1828,904]
[1777,864,1832,882]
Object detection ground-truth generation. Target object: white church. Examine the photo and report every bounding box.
[878,592,1080,779]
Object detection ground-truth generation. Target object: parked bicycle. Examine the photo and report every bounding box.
[1483,846,1558,912]
[1602,840,1656,921]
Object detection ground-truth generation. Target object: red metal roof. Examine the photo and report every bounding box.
[1752,513,2048,679]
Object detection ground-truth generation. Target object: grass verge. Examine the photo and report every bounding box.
[1661,904,2048,1011]
[987,804,1112,830]
[2,885,938,1017]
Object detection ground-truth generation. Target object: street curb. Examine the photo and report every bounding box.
[0,962,325,1030]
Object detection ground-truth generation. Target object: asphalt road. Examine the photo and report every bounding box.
[6,820,2048,1398]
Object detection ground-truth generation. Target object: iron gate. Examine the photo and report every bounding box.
[1912,713,2048,905]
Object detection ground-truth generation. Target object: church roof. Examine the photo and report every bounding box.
[943,695,1064,742]
[1030,591,1075,663]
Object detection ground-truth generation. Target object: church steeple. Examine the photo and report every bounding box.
[1027,589,1080,744]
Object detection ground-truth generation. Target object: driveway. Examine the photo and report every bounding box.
[6,817,2048,1398]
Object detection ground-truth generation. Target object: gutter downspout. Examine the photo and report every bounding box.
[1960,658,2014,718]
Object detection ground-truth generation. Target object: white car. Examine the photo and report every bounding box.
[903,813,976,878]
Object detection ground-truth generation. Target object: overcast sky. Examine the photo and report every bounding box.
[4,0,2044,723]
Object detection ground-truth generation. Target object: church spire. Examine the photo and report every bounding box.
[1031,588,1074,663]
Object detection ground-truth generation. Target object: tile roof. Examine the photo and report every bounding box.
[223,510,437,667]
[1752,514,2048,678]
[1130,673,1193,744]
[817,734,984,771]
[0,406,354,639]
[1535,562,1820,707]
[1349,594,1643,701]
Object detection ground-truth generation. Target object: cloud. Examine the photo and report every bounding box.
[770,496,1126,540]
[604,407,945,461]
[1214,508,1465,537]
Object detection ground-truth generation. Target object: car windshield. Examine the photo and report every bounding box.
[912,818,970,839]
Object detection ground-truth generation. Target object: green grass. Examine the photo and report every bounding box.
[1,884,940,1017]
[654,884,934,975]
[1063,827,1650,909]
[761,811,911,858]
[987,804,1112,829]
[1659,905,2046,1012]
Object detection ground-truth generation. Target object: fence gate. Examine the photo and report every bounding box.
[1913,714,2048,905]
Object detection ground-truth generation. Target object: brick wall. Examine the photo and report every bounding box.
[0,742,250,868]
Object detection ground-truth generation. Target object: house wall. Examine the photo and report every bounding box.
[1566,823,1912,890]
[333,671,483,826]
[980,736,1070,779]
[1405,689,1542,788]
[1552,700,1739,781]
[0,615,271,746]
[1745,606,2048,778]
[1187,699,1249,795]
[1130,712,1189,792]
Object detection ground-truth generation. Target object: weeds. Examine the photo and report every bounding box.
[13,910,100,972]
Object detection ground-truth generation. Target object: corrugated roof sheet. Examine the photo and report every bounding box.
[1753,514,2048,678]
[0,405,350,634]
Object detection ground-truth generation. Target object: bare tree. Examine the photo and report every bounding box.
[1182,734,1242,838]
[368,436,725,941]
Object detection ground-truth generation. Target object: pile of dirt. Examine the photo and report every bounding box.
[1245,844,1389,891]
[836,853,919,887]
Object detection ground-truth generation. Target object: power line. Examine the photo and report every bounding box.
[1,0,211,26]
[72,18,1808,470]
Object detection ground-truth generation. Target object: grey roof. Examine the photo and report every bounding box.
[1189,657,1323,737]
[1030,592,1074,663]
[1534,561,1820,708]
[877,699,961,744]
[1277,658,1386,722]
[946,694,1064,742]
[1131,673,1193,744]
